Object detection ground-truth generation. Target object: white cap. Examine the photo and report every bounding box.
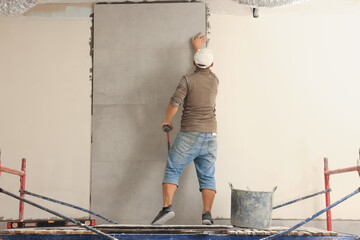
[194,48,214,69]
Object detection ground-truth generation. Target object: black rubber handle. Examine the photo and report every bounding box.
[162,125,171,133]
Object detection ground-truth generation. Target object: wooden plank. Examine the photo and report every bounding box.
[246,230,254,235]
[227,230,246,235]
[96,224,232,229]
[0,225,341,237]
[304,227,338,236]
[296,228,313,236]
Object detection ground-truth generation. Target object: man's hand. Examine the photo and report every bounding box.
[161,121,173,131]
[192,33,208,52]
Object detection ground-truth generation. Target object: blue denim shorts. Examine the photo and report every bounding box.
[163,132,218,192]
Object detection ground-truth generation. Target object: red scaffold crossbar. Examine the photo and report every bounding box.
[325,166,360,176]
[0,166,25,177]
[0,150,27,221]
[323,155,360,231]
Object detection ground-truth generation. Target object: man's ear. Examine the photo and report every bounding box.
[193,61,196,66]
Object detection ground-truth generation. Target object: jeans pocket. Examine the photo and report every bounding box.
[174,132,201,153]
[207,136,218,159]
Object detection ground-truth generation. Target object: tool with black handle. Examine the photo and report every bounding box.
[162,125,171,153]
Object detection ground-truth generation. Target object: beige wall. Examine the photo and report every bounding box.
[0,6,92,219]
[1,0,360,221]
[209,0,360,220]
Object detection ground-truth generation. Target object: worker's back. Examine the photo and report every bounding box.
[181,70,219,133]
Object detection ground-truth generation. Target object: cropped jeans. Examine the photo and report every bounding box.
[163,132,218,192]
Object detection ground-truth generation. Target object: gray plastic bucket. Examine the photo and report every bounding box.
[230,184,277,229]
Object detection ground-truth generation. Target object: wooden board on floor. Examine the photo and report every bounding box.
[0,225,339,236]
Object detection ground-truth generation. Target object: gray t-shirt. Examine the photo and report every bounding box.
[170,70,219,133]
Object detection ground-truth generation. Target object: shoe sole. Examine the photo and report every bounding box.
[202,219,213,225]
[152,211,175,225]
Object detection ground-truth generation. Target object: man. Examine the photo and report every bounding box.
[151,33,219,225]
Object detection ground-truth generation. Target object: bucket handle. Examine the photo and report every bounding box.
[229,183,277,192]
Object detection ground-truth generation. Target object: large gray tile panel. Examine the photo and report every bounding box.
[92,2,206,224]
[93,48,194,105]
[91,161,202,224]
[94,3,206,50]
[92,104,181,163]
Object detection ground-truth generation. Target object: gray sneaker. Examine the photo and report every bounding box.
[202,211,214,225]
[151,205,175,225]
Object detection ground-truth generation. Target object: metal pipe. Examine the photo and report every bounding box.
[260,187,360,240]
[273,188,331,210]
[19,158,26,221]
[0,188,118,240]
[20,189,118,224]
[0,151,27,221]
[324,157,332,231]
[0,150,25,176]
[325,166,360,176]
[0,166,25,176]
[358,148,360,177]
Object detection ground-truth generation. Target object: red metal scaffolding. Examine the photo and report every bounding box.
[323,151,360,231]
[0,149,27,221]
